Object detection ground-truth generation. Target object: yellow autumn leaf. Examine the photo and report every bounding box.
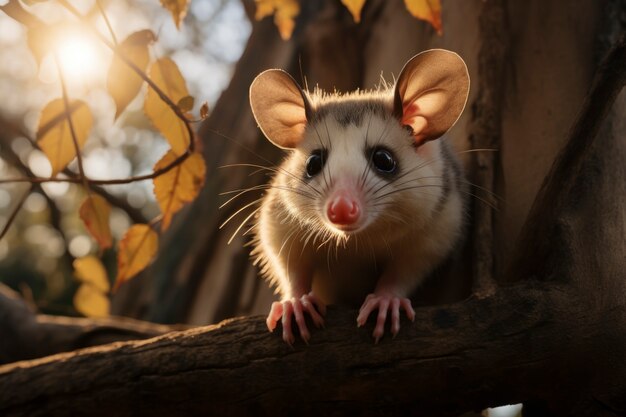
[115,224,158,290]
[153,151,206,231]
[341,0,367,23]
[159,0,189,29]
[403,0,442,35]
[144,58,190,156]
[255,0,300,40]
[74,255,110,293]
[107,30,156,119]
[37,99,93,176]
[74,284,110,318]
[79,194,112,250]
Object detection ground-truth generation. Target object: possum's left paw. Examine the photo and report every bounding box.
[356,293,415,343]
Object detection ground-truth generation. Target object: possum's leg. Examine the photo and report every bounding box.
[355,234,456,342]
[357,182,465,342]
[257,194,326,344]
[261,231,326,343]
[266,264,326,345]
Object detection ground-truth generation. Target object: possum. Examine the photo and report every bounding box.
[248,49,470,344]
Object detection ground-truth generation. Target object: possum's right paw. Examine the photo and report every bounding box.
[266,292,326,345]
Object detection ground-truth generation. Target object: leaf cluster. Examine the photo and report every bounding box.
[255,0,442,40]
[0,0,204,317]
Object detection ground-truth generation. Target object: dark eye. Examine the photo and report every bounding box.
[371,147,397,174]
[305,149,325,178]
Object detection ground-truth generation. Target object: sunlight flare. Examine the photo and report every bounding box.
[56,35,100,81]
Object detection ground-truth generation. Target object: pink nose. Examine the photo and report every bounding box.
[327,195,360,225]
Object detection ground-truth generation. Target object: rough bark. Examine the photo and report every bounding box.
[1,282,624,417]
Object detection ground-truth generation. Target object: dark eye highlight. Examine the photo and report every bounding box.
[370,147,397,175]
[305,149,326,178]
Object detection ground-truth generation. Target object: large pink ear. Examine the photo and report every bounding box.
[394,49,470,145]
[249,69,312,149]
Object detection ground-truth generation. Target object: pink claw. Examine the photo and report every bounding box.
[266,292,326,345]
[356,293,415,343]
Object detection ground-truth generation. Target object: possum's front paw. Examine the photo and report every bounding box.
[266,292,326,345]
[356,293,415,343]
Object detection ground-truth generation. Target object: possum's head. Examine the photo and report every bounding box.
[250,50,469,240]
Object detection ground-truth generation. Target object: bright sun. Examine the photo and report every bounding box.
[56,36,100,81]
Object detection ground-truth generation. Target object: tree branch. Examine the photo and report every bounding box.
[0,284,182,365]
[0,185,31,240]
[0,281,624,416]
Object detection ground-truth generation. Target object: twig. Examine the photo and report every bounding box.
[95,0,117,45]
[90,186,147,224]
[0,137,73,261]
[0,157,189,185]
[0,185,32,240]
[0,118,148,224]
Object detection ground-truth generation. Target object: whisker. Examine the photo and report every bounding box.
[220,184,315,209]
[454,148,498,155]
[461,179,503,202]
[219,198,263,230]
[373,184,446,201]
[372,175,445,196]
[278,227,299,258]
[219,163,322,197]
[373,189,443,205]
[460,189,499,211]
[228,206,261,245]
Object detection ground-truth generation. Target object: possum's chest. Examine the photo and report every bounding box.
[310,245,386,307]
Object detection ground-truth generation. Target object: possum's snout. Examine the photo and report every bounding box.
[327,194,360,226]
[324,186,364,233]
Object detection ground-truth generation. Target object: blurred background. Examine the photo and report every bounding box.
[0,0,250,316]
